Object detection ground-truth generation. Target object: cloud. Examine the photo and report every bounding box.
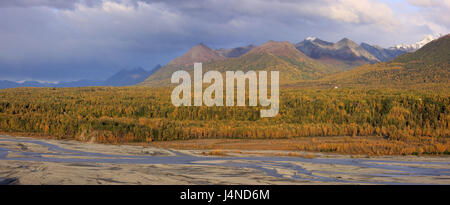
[0,1,187,80]
[407,0,442,7]
[324,0,397,28]
[146,0,398,30]
[0,0,103,10]
[405,0,450,34]
[0,0,448,81]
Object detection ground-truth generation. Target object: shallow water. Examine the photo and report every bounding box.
[1,135,449,185]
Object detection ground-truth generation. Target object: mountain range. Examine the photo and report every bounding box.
[142,35,444,87]
[312,34,449,87]
[0,65,161,89]
[140,40,337,86]
[295,37,381,70]
[360,43,405,62]
[390,34,443,52]
[2,34,446,89]
[215,44,257,58]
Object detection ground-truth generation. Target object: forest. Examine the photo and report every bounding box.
[0,86,448,155]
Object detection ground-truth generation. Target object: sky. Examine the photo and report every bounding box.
[0,0,449,82]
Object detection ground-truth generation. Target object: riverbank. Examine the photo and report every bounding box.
[1,135,449,185]
[2,132,449,156]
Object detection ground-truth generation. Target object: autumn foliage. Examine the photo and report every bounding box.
[0,86,448,155]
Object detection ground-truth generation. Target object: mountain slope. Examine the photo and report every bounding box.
[103,65,161,86]
[141,41,337,86]
[316,34,450,87]
[141,44,227,86]
[168,43,225,66]
[360,43,405,62]
[215,44,256,58]
[208,41,336,82]
[295,37,379,70]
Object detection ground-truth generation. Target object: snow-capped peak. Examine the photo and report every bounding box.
[391,34,442,52]
[305,36,317,41]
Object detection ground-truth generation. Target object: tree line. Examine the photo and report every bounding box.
[0,87,448,152]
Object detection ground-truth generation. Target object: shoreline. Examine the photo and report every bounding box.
[1,131,449,157]
[0,134,449,185]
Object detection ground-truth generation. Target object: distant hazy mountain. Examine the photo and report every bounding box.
[56,80,104,87]
[103,65,161,86]
[390,34,443,52]
[0,80,60,89]
[215,44,256,58]
[0,80,20,89]
[0,65,161,89]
